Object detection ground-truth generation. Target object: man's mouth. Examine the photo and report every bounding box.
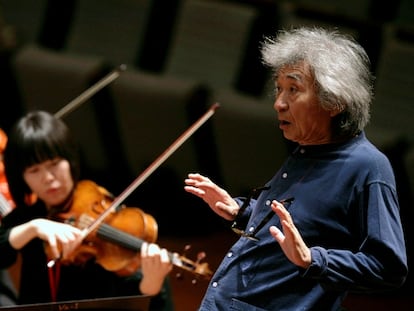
[279,120,290,126]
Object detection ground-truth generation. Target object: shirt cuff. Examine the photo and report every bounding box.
[300,246,328,278]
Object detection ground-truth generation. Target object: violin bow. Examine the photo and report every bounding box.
[84,103,220,236]
[48,103,220,268]
[54,64,127,119]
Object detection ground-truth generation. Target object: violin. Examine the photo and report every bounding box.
[45,102,219,280]
[46,180,213,279]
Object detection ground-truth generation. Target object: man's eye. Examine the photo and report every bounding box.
[275,87,281,94]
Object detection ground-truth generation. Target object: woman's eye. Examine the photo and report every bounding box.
[25,167,39,174]
[51,158,62,166]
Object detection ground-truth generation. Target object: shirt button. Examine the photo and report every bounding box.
[282,172,288,178]
[266,200,271,206]
[248,226,255,233]
[212,282,218,287]
[227,252,233,258]
[300,148,305,154]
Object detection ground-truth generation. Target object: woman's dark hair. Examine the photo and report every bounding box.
[4,110,80,207]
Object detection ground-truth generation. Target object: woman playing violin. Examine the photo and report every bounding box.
[0,110,174,310]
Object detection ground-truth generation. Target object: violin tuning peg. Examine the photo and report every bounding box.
[197,251,207,262]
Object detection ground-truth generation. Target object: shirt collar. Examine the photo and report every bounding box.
[292,131,365,156]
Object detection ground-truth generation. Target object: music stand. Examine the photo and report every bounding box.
[0,295,151,311]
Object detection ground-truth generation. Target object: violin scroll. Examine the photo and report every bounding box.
[171,245,213,281]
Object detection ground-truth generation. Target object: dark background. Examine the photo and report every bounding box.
[0,1,413,310]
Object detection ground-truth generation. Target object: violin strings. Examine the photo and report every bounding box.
[97,223,144,251]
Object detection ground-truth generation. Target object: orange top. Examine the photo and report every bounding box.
[0,128,15,213]
[0,127,6,153]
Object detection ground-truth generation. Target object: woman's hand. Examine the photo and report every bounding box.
[139,242,172,296]
[184,173,239,221]
[9,218,83,259]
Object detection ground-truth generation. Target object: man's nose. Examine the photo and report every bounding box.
[274,95,288,112]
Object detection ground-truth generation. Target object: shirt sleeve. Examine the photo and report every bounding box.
[300,182,407,293]
[0,226,18,268]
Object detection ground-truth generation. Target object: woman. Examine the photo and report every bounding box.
[0,110,174,310]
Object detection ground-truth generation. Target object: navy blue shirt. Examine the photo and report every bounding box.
[199,132,407,311]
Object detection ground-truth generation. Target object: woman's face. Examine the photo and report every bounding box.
[273,62,339,145]
[23,158,74,207]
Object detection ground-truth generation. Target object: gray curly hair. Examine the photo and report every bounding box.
[261,27,374,138]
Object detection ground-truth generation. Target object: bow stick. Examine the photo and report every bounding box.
[48,103,220,267]
[54,64,127,119]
